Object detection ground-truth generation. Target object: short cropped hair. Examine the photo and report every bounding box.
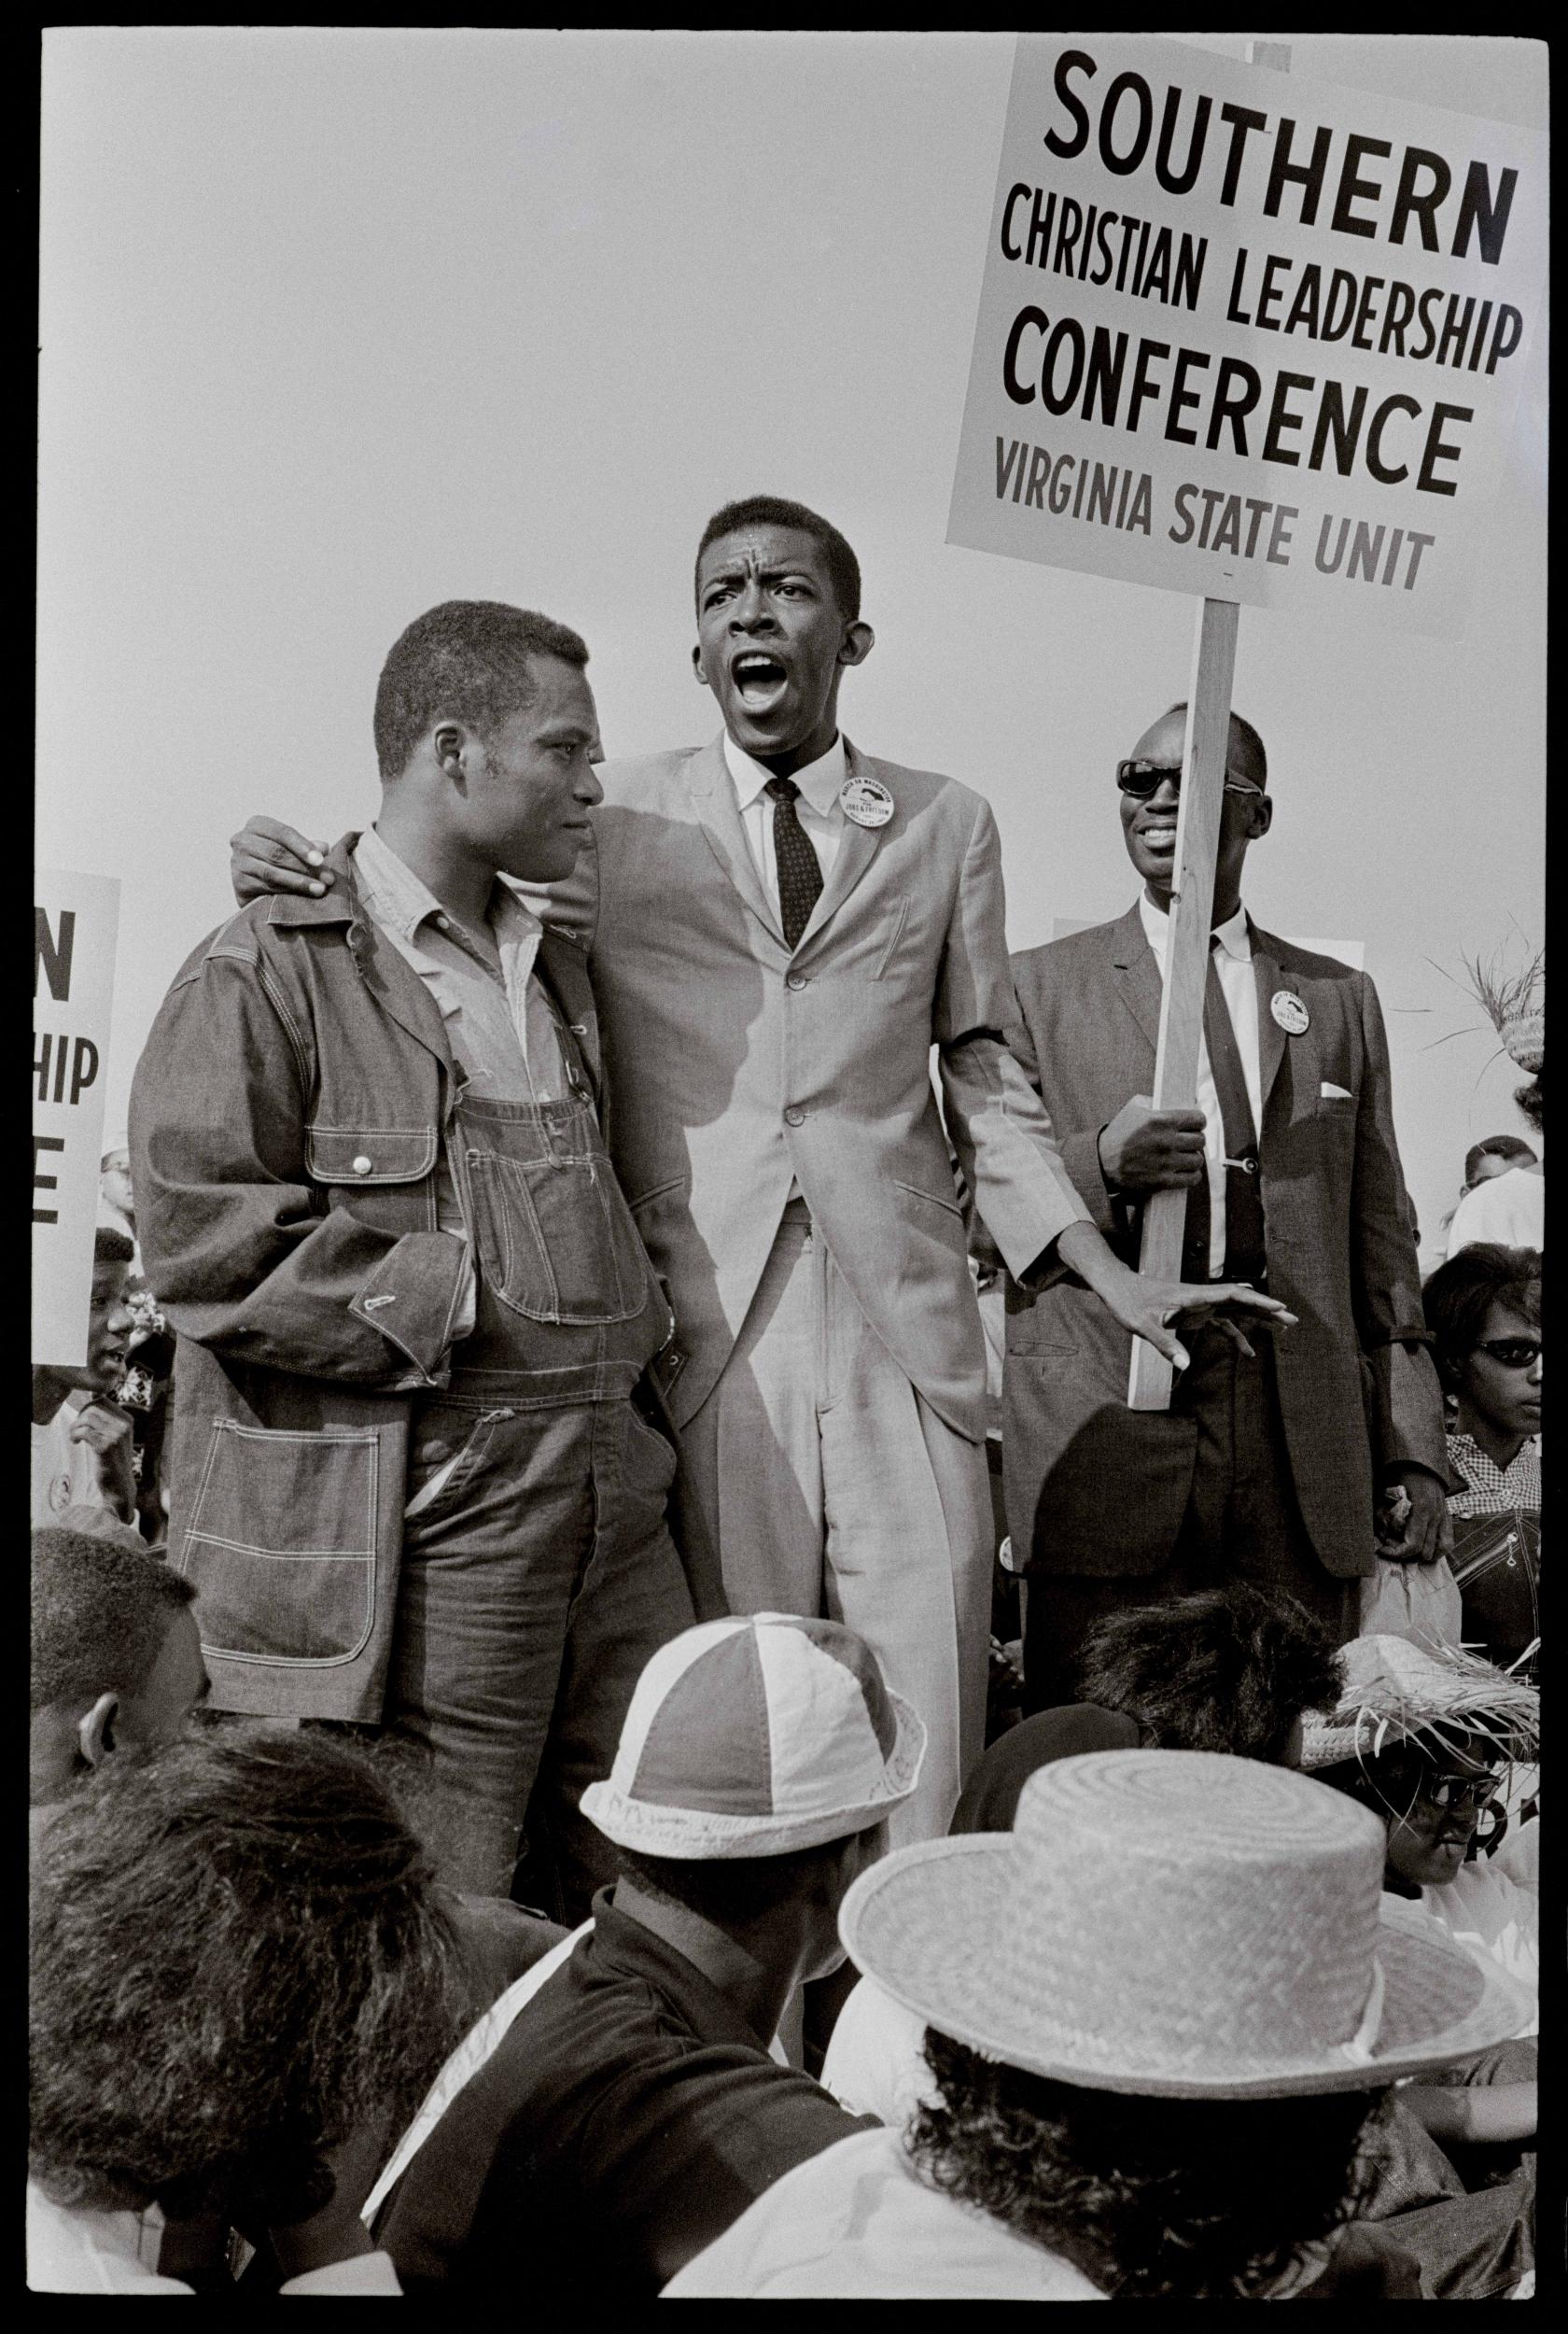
[694,496,861,623]
[615,1835,852,1927]
[373,600,590,780]
[1072,1583,1340,1765]
[30,1726,467,2219]
[93,1224,133,1269]
[31,1528,195,1713]
[1423,1243,1542,1391]
[1463,1133,1536,1187]
[1163,701,1267,786]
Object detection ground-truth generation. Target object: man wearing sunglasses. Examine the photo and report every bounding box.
[1002,703,1453,1708]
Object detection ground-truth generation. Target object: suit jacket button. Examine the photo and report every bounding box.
[786,972,807,991]
[784,1106,805,1128]
[352,1155,372,1174]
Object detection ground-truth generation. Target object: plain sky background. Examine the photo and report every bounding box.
[38,30,1546,1268]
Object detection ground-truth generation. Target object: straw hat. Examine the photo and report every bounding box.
[839,1750,1528,2098]
[1502,1009,1544,1075]
[581,1611,925,1859]
[1301,1634,1540,1775]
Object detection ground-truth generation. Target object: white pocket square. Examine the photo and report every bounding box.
[1321,1081,1352,1100]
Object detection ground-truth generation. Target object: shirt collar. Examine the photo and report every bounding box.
[1138,892,1252,961]
[1449,1429,1536,1492]
[353,823,541,947]
[723,728,847,819]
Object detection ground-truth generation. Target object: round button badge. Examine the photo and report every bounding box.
[1270,991,1310,1036]
[839,775,894,829]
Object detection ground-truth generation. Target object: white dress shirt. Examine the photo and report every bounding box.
[1138,893,1262,1280]
[1444,1167,1545,1259]
[722,729,847,915]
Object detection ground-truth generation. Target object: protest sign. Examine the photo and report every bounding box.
[951,35,1545,1405]
[34,869,120,1369]
[948,35,1547,640]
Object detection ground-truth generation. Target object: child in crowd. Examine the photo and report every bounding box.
[1421,1242,1541,1678]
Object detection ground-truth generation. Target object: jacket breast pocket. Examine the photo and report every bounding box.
[178,1419,379,1666]
[306,1123,441,1233]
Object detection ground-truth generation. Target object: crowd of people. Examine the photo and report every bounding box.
[31,495,1542,2298]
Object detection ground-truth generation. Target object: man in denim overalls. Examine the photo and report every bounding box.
[131,603,699,1914]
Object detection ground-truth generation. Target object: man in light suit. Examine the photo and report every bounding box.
[231,502,1281,1845]
[1004,702,1453,1709]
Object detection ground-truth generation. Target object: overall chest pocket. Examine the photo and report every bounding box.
[466,1137,652,1325]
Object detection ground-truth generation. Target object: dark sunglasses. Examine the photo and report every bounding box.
[1115,759,1264,800]
[1476,1338,1542,1370]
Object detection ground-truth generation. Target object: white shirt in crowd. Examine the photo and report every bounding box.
[1420,1859,1539,2038]
[663,2123,1104,2299]
[31,1392,119,1527]
[25,2186,401,2295]
[1138,893,1261,1279]
[819,1973,934,2133]
[1445,1166,1545,1258]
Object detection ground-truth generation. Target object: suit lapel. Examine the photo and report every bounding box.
[1109,902,1162,1055]
[793,737,884,957]
[683,733,788,950]
[1249,924,1289,1116]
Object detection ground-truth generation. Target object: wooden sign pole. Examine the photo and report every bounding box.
[1127,596,1240,1408]
[1127,35,1289,1412]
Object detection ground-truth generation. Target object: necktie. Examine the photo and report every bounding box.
[764,777,824,949]
[1204,936,1267,1282]
[1180,937,1266,1282]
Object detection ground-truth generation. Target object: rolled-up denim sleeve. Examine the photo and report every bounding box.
[130,937,468,1390]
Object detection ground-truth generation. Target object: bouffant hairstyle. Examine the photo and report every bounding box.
[30,1726,468,2224]
[1421,1243,1541,1392]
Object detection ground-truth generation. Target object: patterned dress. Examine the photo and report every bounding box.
[1446,1432,1540,1678]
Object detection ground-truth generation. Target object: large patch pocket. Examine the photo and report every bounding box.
[179,1420,379,1666]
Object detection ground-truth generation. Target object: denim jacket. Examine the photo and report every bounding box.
[129,836,615,1722]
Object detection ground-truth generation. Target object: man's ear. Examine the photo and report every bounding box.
[691,643,709,687]
[1249,794,1274,839]
[431,721,466,776]
[839,622,875,670]
[77,1693,119,1769]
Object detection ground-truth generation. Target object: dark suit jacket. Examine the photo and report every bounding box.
[1002,905,1449,1581]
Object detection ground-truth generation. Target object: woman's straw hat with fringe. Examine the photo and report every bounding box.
[1301,1634,1540,1777]
[1452,940,1544,1076]
[839,1749,1529,2099]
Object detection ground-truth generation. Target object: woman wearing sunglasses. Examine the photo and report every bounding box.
[1305,1634,1539,2036]
[1421,1244,1541,1678]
